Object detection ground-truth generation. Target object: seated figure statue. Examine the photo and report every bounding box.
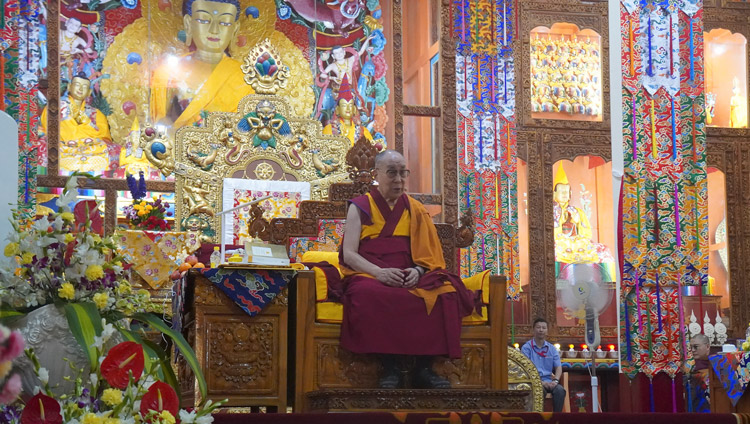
[40,73,113,175]
[149,0,254,129]
[339,150,479,389]
[552,164,613,265]
[323,75,373,147]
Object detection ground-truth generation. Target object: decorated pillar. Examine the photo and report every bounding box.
[453,0,520,303]
[0,0,42,219]
[618,0,708,410]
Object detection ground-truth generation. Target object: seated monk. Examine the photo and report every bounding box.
[339,149,479,389]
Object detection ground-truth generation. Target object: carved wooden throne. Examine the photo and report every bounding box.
[269,138,515,411]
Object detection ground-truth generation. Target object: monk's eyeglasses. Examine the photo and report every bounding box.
[385,169,411,178]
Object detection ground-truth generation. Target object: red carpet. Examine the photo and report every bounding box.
[213,412,747,423]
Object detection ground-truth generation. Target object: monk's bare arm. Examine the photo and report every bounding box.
[342,204,405,286]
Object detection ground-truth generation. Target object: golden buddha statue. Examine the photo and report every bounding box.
[101,0,315,143]
[149,0,254,129]
[40,73,113,175]
[552,164,614,264]
[322,75,373,146]
[729,77,747,129]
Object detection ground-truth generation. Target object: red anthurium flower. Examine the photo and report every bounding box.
[100,341,145,389]
[20,393,62,424]
[140,381,179,419]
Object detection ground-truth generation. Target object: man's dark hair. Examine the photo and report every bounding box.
[533,317,548,327]
[182,0,241,20]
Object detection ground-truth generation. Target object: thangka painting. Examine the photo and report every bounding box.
[22,0,389,211]
[221,178,310,245]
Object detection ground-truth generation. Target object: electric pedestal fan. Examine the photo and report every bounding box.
[556,263,614,412]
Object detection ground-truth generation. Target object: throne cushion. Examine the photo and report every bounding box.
[301,251,491,325]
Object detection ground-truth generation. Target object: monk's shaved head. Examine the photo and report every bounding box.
[374,149,404,169]
[373,149,408,202]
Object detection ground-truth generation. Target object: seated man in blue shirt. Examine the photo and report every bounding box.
[521,318,566,412]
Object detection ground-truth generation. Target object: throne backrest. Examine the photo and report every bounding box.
[268,138,474,273]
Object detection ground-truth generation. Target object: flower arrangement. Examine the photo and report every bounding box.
[0,324,24,405]
[0,174,209,407]
[1,328,223,424]
[123,172,171,231]
[0,175,151,313]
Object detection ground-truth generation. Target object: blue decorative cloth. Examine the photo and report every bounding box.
[709,352,750,407]
[199,267,295,316]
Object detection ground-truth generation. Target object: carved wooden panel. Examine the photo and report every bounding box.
[704,138,745,338]
[205,316,279,394]
[518,127,615,340]
[507,347,544,412]
[433,344,490,389]
[440,0,459,225]
[306,388,532,412]
[316,341,379,388]
[516,0,610,131]
[180,274,288,408]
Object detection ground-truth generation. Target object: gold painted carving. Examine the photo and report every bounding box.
[141,40,361,243]
[507,347,544,412]
[242,40,290,95]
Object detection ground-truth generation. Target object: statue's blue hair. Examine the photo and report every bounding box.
[182,0,241,20]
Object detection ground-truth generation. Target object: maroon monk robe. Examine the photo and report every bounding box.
[338,189,478,359]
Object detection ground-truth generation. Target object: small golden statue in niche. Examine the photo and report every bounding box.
[40,73,113,175]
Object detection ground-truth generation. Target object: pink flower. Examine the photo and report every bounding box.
[0,373,22,404]
[373,52,387,80]
[0,331,25,362]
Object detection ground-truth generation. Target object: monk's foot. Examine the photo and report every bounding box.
[378,369,401,389]
[412,367,451,389]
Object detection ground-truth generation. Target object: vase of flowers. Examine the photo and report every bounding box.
[123,171,171,231]
[1,328,223,424]
[0,174,208,405]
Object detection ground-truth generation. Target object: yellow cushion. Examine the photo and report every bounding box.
[462,270,491,305]
[316,301,344,323]
[315,301,488,325]
[301,251,341,301]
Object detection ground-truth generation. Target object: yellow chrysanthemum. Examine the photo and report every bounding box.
[82,412,104,424]
[103,418,120,424]
[4,242,19,257]
[101,388,122,406]
[85,265,104,281]
[0,360,12,379]
[159,410,176,424]
[93,292,109,310]
[64,233,75,243]
[58,283,75,300]
[116,282,132,295]
[20,252,34,265]
[60,212,75,222]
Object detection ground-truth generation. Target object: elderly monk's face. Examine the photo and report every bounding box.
[374,153,409,201]
[186,0,239,56]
